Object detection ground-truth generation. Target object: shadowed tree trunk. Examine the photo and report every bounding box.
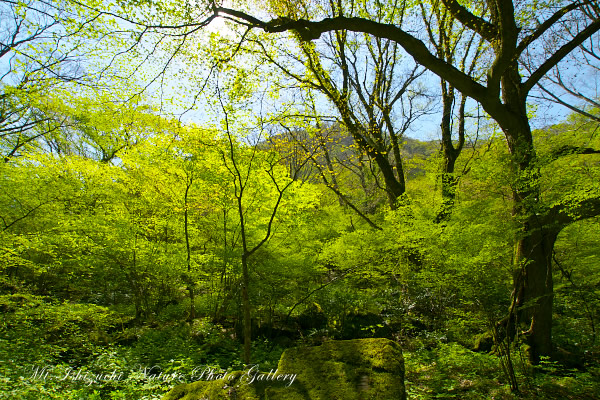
[418,2,483,223]
[511,219,558,361]
[183,173,196,321]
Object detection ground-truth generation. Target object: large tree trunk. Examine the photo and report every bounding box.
[489,64,555,363]
[512,220,558,362]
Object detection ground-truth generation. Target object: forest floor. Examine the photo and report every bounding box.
[3,328,600,399]
[403,341,600,400]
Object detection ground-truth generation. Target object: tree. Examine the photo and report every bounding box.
[247,6,433,210]
[0,0,123,160]
[0,97,215,319]
[39,94,158,162]
[419,1,486,222]
[214,72,309,363]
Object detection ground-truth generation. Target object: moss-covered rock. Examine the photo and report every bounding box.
[163,338,405,400]
[473,332,494,353]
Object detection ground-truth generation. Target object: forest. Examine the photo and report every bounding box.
[1,0,599,399]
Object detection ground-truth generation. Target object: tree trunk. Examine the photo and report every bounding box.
[436,89,460,223]
[437,163,459,222]
[381,160,406,209]
[241,253,251,364]
[512,220,558,363]
[346,123,406,209]
[436,76,469,223]
[318,136,344,207]
[184,182,196,320]
[488,64,554,363]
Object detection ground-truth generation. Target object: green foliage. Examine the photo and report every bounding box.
[405,342,503,399]
[553,219,600,352]
[1,25,599,396]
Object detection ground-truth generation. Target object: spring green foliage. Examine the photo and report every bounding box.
[1,0,600,397]
[2,99,598,398]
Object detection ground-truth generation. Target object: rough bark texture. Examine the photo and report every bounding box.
[512,220,558,362]
[492,65,550,361]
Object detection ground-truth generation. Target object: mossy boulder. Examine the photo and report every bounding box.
[473,332,494,353]
[163,338,405,400]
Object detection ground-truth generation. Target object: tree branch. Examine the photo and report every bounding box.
[549,195,600,227]
[439,0,496,42]
[547,145,600,162]
[524,17,600,93]
[2,201,51,232]
[516,1,588,57]
[215,8,489,102]
[537,83,600,123]
[284,265,358,325]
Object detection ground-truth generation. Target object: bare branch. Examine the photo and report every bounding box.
[524,17,600,93]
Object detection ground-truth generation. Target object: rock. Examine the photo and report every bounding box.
[473,332,494,353]
[163,338,406,400]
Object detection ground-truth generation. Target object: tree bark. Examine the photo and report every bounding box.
[241,253,251,364]
[436,85,463,223]
[512,219,558,362]
[476,58,553,361]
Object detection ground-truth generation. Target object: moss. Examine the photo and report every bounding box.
[163,338,405,400]
[473,332,494,353]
